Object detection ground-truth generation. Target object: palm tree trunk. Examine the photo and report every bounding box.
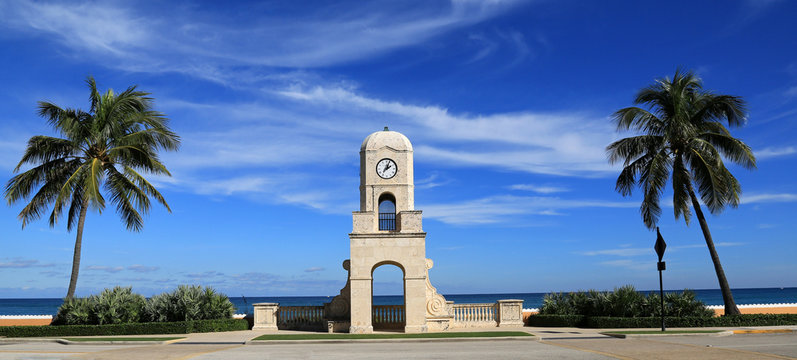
[686,182,741,315]
[65,199,89,300]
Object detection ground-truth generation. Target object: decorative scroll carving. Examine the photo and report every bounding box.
[325,260,351,320]
[424,258,450,317]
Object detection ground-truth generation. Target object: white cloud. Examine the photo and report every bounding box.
[581,248,650,257]
[84,265,124,273]
[755,146,796,159]
[192,177,271,196]
[509,184,569,194]
[416,174,451,190]
[741,193,797,204]
[421,195,636,225]
[278,85,616,176]
[128,265,159,273]
[0,258,55,269]
[1,1,148,57]
[598,259,650,271]
[582,242,745,258]
[0,0,523,80]
[304,267,325,273]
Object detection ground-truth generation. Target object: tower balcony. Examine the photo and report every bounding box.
[352,210,423,233]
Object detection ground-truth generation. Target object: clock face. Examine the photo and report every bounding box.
[376,158,397,179]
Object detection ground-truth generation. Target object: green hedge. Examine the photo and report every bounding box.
[526,314,586,327]
[527,314,797,328]
[0,319,248,338]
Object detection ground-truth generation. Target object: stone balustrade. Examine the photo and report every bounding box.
[277,306,326,331]
[372,304,405,330]
[252,299,524,332]
[449,300,524,328]
[451,303,496,327]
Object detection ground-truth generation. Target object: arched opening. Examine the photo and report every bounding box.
[378,193,396,231]
[371,262,405,331]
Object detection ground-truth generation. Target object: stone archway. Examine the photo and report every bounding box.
[371,262,406,331]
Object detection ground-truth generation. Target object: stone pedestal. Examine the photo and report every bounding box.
[497,299,524,327]
[252,303,279,331]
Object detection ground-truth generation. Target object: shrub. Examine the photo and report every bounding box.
[145,285,234,322]
[92,286,147,325]
[51,285,234,326]
[538,286,711,318]
[52,297,94,325]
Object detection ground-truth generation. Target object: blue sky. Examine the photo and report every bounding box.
[1,0,796,298]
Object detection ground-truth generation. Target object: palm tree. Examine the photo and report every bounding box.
[606,69,755,315]
[5,76,180,299]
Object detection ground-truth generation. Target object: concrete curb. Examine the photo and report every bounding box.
[0,337,186,345]
[0,337,62,344]
[600,331,733,338]
[246,335,537,345]
[57,337,187,345]
[732,329,797,334]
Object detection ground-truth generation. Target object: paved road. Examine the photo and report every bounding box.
[0,333,795,359]
[540,333,797,360]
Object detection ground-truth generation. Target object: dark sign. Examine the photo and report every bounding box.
[654,227,666,261]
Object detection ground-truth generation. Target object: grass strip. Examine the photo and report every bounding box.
[604,330,723,335]
[63,337,185,342]
[253,331,532,341]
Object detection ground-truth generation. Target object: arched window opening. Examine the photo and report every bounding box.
[378,193,396,231]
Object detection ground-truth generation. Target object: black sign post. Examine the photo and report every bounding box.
[654,227,667,332]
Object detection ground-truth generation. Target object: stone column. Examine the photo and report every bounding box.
[252,303,279,331]
[497,299,524,327]
[349,278,373,334]
[404,277,428,333]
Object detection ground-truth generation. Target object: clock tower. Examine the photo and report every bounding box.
[329,128,450,334]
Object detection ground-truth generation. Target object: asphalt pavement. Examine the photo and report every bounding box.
[0,327,795,359]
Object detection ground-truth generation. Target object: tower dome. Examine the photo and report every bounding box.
[360,127,413,152]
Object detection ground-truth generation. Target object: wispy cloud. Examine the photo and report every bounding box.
[0,258,55,269]
[304,267,325,273]
[509,184,570,194]
[581,248,650,257]
[185,271,225,279]
[84,265,124,273]
[421,195,636,225]
[0,0,522,82]
[278,85,616,176]
[128,265,159,273]
[598,259,650,272]
[741,193,797,204]
[416,173,451,190]
[755,146,796,159]
[582,242,745,257]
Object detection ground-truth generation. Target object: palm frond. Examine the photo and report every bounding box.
[685,144,728,213]
[639,149,672,228]
[14,136,78,171]
[671,156,692,223]
[606,135,663,165]
[123,166,171,212]
[697,133,756,169]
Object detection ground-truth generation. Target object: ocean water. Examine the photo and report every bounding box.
[1,287,795,316]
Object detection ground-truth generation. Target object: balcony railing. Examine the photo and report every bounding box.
[379,212,396,230]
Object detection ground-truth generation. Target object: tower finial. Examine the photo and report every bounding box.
[384,126,389,131]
